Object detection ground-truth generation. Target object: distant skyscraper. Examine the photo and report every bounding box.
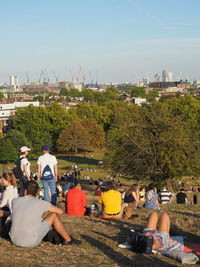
[167,72,173,82]
[162,69,167,82]
[154,73,160,82]
[10,75,19,87]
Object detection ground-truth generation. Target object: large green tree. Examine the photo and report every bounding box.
[105,96,200,186]
[57,119,105,153]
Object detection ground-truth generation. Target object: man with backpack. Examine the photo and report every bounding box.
[13,146,31,196]
[37,145,57,206]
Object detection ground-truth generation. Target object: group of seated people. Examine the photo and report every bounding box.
[0,171,199,253]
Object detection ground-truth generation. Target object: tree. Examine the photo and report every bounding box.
[57,119,105,153]
[0,139,18,163]
[105,96,200,186]
[6,129,31,153]
[57,120,89,153]
[131,87,146,98]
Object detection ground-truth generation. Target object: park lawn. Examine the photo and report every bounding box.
[1,150,200,266]
[0,182,200,266]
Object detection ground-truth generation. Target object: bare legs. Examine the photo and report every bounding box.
[146,211,170,234]
[45,213,71,242]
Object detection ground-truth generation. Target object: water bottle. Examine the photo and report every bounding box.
[91,202,95,216]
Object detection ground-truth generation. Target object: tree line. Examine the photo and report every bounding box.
[0,95,200,186]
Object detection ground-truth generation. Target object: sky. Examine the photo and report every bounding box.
[0,0,200,84]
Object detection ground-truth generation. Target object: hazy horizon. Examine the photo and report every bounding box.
[0,0,200,84]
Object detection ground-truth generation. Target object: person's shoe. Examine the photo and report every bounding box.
[63,237,81,246]
[118,241,131,249]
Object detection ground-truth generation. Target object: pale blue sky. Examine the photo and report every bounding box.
[0,0,200,83]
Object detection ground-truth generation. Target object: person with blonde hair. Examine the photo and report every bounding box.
[0,173,18,236]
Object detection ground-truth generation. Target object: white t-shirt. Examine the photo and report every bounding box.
[37,153,57,177]
[20,156,31,177]
[0,185,18,212]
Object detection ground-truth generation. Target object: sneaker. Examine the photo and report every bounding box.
[118,241,131,249]
[63,237,81,246]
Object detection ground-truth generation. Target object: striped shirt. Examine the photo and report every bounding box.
[159,189,171,204]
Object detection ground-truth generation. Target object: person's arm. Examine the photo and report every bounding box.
[48,204,64,217]
[54,164,58,182]
[0,190,8,208]
[155,193,160,209]
[132,191,139,204]
[37,164,41,181]
[24,164,30,181]
[81,192,87,207]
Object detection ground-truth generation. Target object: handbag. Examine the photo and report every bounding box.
[130,230,153,254]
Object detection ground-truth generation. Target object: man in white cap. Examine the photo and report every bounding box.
[19,146,31,196]
[37,145,58,206]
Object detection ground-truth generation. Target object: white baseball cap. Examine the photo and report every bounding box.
[20,146,31,153]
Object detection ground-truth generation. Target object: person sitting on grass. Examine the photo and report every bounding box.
[144,183,160,210]
[9,181,81,247]
[99,181,128,219]
[66,182,87,216]
[0,173,18,236]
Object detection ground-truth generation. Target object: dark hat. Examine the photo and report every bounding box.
[43,145,50,151]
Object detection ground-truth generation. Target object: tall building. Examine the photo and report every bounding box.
[154,73,160,82]
[162,70,167,82]
[10,75,19,87]
[167,72,173,82]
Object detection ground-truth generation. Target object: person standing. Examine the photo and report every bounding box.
[19,146,31,196]
[37,145,58,206]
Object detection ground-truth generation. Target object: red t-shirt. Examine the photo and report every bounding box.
[66,187,87,216]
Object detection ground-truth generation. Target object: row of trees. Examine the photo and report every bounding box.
[1,94,200,187]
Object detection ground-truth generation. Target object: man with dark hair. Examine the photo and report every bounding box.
[176,188,187,204]
[10,181,81,247]
[99,181,127,218]
[194,187,200,204]
[66,182,87,216]
[37,145,58,206]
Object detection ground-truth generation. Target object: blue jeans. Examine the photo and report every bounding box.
[42,179,57,206]
[19,175,28,197]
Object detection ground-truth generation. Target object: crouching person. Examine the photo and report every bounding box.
[9,181,81,248]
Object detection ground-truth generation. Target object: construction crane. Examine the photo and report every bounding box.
[69,69,74,83]
[53,70,59,83]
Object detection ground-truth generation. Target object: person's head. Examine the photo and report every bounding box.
[162,184,167,190]
[148,183,155,191]
[42,145,50,154]
[126,184,138,197]
[140,187,146,193]
[2,172,17,187]
[105,181,117,191]
[20,146,31,156]
[180,188,185,192]
[75,182,81,190]
[24,181,39,197]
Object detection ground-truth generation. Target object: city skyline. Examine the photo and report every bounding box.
[0,0,200,84]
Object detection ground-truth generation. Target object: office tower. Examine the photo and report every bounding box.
[154,73,160,82]
[167,72,173,82]
[162,70,167,82]
[10,75,19,86]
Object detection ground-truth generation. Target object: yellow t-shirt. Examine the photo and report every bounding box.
[99,190,121,214]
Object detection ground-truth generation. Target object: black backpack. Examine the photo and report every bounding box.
[12,157,25,180]
[43,229,64,245]
[130,230,153,254]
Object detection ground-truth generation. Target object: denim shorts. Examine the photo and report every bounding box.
[144,229,169,246]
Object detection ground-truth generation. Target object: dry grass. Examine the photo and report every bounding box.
[0,151,200,266]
